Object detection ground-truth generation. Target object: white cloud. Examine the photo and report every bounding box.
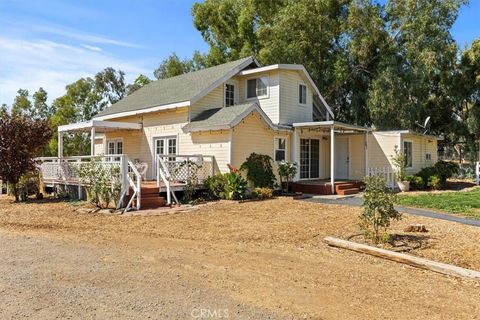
[0,37,150,105]
[37,25,143,49]
[82,44,102,52]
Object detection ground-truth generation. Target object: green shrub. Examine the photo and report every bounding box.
[224,172,247,200]
[75,157,122,209]
[204,174,228,199]
[240,153,276,188]
[428,175,442,190]
[278,161,297,193]
[253,187,274,200]
[434,161,459,187]
[360,175,401,244]
[407,175,424,190]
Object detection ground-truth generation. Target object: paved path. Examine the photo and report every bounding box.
[306,196,480,228]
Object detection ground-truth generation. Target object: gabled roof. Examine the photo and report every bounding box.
[237,64,334,119]
[95,56,258,120]
[182,102,291,133]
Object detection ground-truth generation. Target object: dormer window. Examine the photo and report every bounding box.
[225,83,235,107]
[247,77,268,99]
[299,84,307,105]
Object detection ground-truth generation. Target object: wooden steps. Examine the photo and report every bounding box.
[335,182,360,195]
[133,182,167,210]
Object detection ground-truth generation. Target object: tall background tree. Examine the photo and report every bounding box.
[0,112,52,201]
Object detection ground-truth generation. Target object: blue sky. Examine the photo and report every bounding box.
[0,0,478,106]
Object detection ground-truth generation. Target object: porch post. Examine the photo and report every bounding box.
[90,127,95,156]
[330,125,335,194]
[292,128,300,180]
[58,131,64,158]
[364,131,369,177]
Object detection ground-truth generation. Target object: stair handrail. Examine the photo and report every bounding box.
[124,160,141,212]
[156,155,178,205]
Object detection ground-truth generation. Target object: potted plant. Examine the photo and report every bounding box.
[392,146,410,192]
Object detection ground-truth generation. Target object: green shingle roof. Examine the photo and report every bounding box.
[95,56,255,118]
[182,102,291,133]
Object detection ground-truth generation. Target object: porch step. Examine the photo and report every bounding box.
[336,188,360,195]
[335,183,356,191]
[141,196,166,209]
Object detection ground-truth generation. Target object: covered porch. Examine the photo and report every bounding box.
[291,121,371,195]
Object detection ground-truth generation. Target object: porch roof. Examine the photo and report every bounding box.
[58,120,142,133]
[292,120,371,133]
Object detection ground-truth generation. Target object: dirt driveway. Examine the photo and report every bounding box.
[0,196,479,319]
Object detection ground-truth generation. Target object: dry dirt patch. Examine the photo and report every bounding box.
[0,196,479,319]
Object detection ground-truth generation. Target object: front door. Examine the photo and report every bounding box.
[153,136,177,178]
[300,139,320,179]
[335,137,349,179]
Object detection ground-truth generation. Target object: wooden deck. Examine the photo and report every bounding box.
[292,179,364,195]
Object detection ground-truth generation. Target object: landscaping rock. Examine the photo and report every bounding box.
[98,209,115,215]
[404,224,428,233]
[75,207,96,214]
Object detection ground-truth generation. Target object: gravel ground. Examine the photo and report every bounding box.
[0,196,480,319]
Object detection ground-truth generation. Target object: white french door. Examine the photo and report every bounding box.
[335,137,349,179]
[153,136,177,177]
[300,139,320,179]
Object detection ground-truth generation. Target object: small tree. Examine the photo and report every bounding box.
[0,113,52,201]
[278,161,297,193]
[240,153,276,188]
[392,145,407,182]
[360,175,401,243]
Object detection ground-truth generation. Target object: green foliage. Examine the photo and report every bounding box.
[204,173,228,199]
[127,74,152,95]
[406,175,424,190]
[174,160,202,203]
[240,153,276,188]
[224,172,247,200]
[392,146,408,181]
[75,158,122,209]
[427,175,442,190]
[153,51,207,79]
[277,160,297,193]
[360,175,401,244]
[252,187,274,200]
[414,161,459,190]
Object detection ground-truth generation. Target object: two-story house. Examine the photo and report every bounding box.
[42,56,439,209]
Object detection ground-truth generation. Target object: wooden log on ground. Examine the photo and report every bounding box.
[324,236,480,280]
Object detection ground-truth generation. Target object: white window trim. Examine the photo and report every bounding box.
[224,81,237,107]
[274,136,288,162]
[403,139,413,169]
[151,135,179,180]
[106,138,124,155]
[298,82,307,106]
[245,76,269,101]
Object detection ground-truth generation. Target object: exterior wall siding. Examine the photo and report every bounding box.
[231,112,291,182]
[190,84,224,119]
[101,107,230,179]
[278,70,313,124]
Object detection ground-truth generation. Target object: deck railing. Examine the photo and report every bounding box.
[367,166,396,189]
[156,154,216,205]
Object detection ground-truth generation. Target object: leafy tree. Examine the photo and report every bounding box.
[11,89,32,117]
[240,153,276,188]
[0,112,52,201]
[154,51,207,79]
[95,67,127,105]
[32,87,53,120]
[0,104,7,116]
[127,74,152,95]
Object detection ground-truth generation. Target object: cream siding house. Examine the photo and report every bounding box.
[40,56,440,208]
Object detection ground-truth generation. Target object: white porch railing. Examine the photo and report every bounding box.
[367,166,396,189]
[476,162,480,185]
[36,155,140,211]
[156,154,216,205]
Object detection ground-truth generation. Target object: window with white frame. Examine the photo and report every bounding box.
[274,137,286,162]
[425,153,432,161]
[247,77,268,99]
[403,140,413,168]
[225,83,235,107]
[299,84,307,104]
